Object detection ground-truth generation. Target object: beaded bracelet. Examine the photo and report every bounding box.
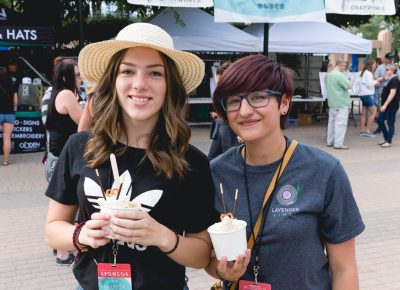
[161,231,180,255]
[72,222,88,253]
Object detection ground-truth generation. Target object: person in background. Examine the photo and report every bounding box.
[376,63,400,148]
[375,53,394,100]
[325,59,355,150]
[373,53,394,134]
[0,67,18,166]
[45,23,219,290]
[208,61,240,160]
[358,59,378,137]
[77,87,95,132]
[41,58,77,165]
[7,58,22,94]
[42,57,75,127]
[373,57,383,108]
[45,60,83,265]
[206,54,364,290]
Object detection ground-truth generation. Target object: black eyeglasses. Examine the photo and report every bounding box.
[219,90,282,112]
[75,72,81,77]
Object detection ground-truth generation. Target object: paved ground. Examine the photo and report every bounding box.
[1,116,400,290]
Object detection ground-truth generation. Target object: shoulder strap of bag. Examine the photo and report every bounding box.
[229,139,298,290]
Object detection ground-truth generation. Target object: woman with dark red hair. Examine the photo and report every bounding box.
[206,54,364,290]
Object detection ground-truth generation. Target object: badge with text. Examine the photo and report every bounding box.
[98,263,132,290]
[239,280,272,290]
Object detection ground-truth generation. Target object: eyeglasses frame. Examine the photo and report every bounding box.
[219,89,282,112]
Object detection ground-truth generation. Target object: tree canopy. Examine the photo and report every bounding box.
[3,0,400,46]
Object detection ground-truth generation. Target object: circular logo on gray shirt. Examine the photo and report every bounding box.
[276,184,298,206]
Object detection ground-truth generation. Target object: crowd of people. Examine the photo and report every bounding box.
[325,52,400,149]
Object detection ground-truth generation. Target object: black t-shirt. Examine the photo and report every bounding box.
[0,78,15,114]
[381,76,400,109]
[45,132,219,290]
[9,71,22,93]
[47,91,79,156]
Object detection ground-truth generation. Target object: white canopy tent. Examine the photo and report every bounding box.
[245,22,372,98]
[244,22,372,54]
[149,7,262,52]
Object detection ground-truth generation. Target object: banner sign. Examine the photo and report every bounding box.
[325,0,396,15]
[127,0,213,7]
[0,26,55,46]
[0,116,46,154]
[214,0,326,23]
[319,71,360,99]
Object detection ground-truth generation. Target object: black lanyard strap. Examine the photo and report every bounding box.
[230,138,298,290]
[246,139,289,261]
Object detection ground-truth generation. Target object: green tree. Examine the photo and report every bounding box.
[350,15,400,58]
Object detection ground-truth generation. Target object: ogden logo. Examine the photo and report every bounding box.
[272,184,300,217]
[19,141,41,150]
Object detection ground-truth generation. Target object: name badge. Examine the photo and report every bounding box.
[239,280,272,290]
[98,263,132,290]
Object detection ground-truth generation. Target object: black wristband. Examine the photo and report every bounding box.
[161,231,180,255]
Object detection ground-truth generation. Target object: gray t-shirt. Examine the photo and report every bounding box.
[210,140,365,290]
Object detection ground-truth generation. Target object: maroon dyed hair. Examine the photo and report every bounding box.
[213,54,294,129]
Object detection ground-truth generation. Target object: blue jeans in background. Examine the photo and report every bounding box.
[377,106,399,143]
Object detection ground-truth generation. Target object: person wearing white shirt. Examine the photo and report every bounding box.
[358,59,378,137]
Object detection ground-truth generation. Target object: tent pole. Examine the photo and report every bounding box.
[78,0,84,50]
[305,54,310,97]
[263,23,269,56]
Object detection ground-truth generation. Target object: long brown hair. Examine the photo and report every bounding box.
[360,59,376,77]
[84,48,191,179]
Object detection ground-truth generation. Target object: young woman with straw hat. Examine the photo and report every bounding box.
[206,55,364,290]
[45,23,219,290]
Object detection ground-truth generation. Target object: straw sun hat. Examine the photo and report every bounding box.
[78,22,205,93]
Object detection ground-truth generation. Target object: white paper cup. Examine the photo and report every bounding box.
[100,205,140,239]
[207,219,247,261]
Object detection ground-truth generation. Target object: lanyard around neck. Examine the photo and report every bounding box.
[230,139,298,290]
[244,139,298,249]
[244,138,288,256]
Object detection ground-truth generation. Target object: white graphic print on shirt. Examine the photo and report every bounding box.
[83,170,163,251]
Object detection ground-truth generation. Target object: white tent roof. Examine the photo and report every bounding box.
[149,8,262,52]
[245,22,372,54]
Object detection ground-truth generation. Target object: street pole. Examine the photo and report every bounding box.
[79,0,84,50]
[263,23,269,56]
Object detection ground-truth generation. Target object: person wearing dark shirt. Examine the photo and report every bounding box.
[208,61,240,160]
[0,67,18,166]
[6,58,22,94]
[377,63,400,147]
[46,60,83,157]
[45,59,83,265]
[45,23,219,290]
